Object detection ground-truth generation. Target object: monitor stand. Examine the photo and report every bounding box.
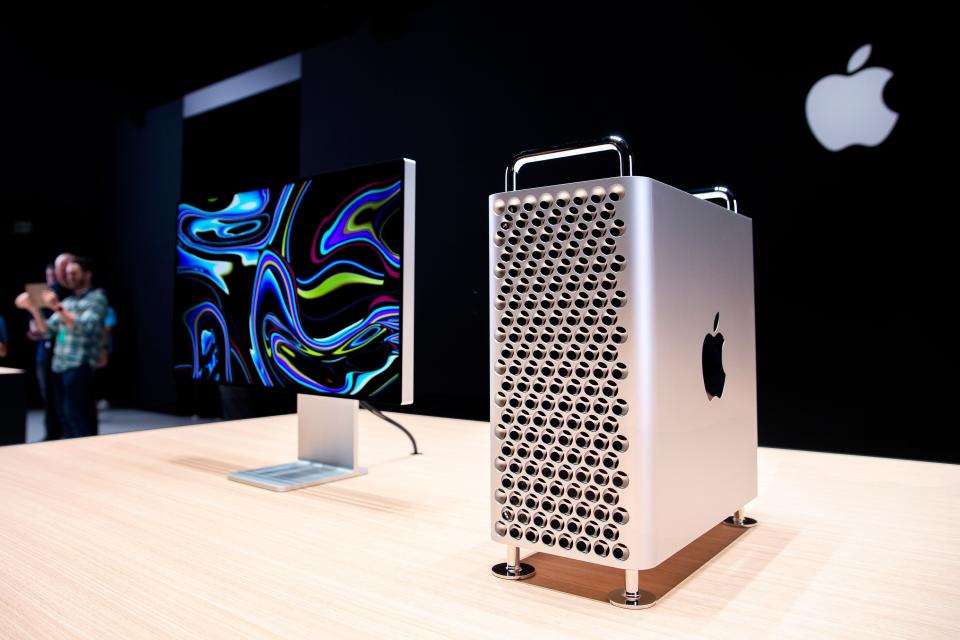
[228,394,366,491]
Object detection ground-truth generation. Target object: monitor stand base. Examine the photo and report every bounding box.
[229,394,363,492]
[229,461,367,492]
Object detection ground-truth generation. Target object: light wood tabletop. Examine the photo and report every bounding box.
[1,412,958,639]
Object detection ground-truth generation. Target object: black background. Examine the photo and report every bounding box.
[0,4,953,462]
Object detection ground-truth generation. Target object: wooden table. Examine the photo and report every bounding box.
[1,412,958,639]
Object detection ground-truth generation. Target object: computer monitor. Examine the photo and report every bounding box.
[175,158,415,489]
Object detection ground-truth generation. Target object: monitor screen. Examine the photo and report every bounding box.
[175,159,415,404]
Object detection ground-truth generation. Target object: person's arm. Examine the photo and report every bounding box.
[57,308,77,330]
[15,292,55,336]
[47,293,78,330]
[26,318,44,341]
[101,319,114,349]
[97,324,113,365]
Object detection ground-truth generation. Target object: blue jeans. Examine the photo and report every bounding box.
[54,363,97,439]
[37,340,63,440]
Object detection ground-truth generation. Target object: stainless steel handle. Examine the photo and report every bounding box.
[505,135,634,191]
[690,186,738,213]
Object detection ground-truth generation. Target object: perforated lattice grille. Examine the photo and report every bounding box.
[492,184,631,562]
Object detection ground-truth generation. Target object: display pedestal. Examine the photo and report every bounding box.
[229,394,365,491]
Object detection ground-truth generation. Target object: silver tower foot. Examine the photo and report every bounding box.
[723,508,758,528]
[492,546,536,580]
[608,569,657,609]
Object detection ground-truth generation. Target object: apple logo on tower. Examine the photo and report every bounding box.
[702,312,725,401]
[805,44,899,152]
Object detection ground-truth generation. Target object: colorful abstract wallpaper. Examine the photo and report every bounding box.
[175,160,406,403]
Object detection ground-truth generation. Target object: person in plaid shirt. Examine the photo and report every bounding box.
[16,257,108,438]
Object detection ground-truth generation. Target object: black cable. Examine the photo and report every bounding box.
[360,401,420,455]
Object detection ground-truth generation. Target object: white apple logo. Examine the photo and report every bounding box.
[805,44,899,151]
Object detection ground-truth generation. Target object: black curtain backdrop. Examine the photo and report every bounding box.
[295,5,952,461]
[13,4,947,461]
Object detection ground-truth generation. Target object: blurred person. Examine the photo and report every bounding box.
[53,252,75,290]
[0,313,8,358]
[16,257,107,439]
[26,263,67,439]
[95,306,116,410]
